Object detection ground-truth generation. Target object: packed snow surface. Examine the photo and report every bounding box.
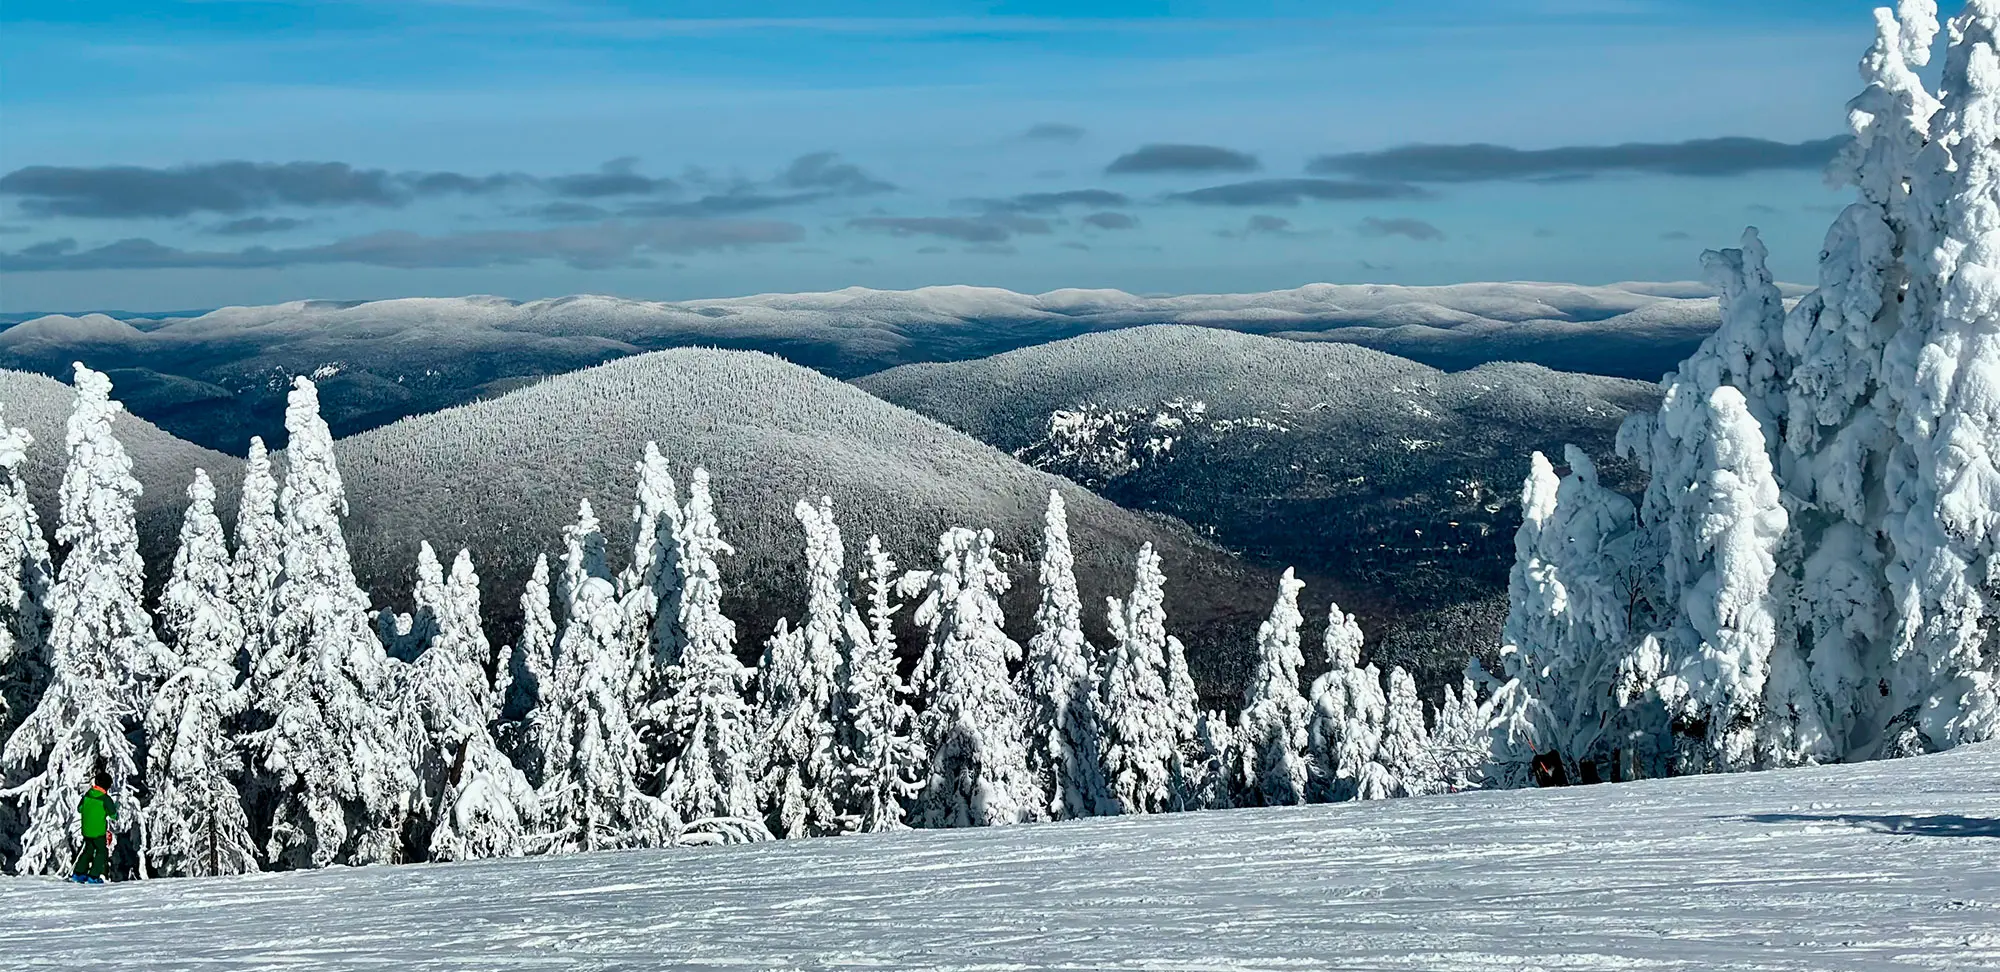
[3,745,1995,970]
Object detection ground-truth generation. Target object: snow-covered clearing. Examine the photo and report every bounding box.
[4,745,1997,970]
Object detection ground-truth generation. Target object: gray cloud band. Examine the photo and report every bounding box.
[1309,136,1849,183]
[1167,179,1429,206]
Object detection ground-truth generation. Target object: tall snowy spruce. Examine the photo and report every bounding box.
[537,499,671,851]
[508,555,558,751]
[0,404,52,755]
[755,496,862,838]
[1376,666,1439,797]
[651,469,765,840]
[400,545,537,861]
[620,441,683,708]
[1304,601,1392,802]
[835,535,923,831]
[250,377,416,869]
[143,470,258,877]
[1236,568,1309,807]
[910,528,1039,828]
[231,438,282,684]
[1096,543,1198,815]
[1019,491,1113,820]
[2,365,171,876]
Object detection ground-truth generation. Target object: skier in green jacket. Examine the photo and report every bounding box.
[69,771,117,884]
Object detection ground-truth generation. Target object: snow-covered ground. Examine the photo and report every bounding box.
[5,745,1998,970]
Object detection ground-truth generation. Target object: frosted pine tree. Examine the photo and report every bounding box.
[1649,387,1811,771]
[2,365,171,875]
[0,404,51,749]
[1304,601,1391,801]
[1236,568,1309,807]
[143,469,258,877]
[507,555,558,740]
[1878,0,2000,749]
[402,546,537,861]
[1429,672,1490,792]
[538,500,672,851]
[1019,491,1112,820]
[1782,2,1940,757]
[910,528,1039,828]
[1095,543,1189,815]
[653,469,765,840]
[756,496,860,838]
[1376,666,1439,797]
[619,442,683,707]
[836,536,923,832]
[250,377,416,869]
[231,438,281,685]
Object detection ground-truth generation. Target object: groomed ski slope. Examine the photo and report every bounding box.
[4,746,1998,971]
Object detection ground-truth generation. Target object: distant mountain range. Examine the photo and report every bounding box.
[859,325,1660,677]
[0,282,1722,454]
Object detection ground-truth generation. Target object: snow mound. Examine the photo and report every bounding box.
[5,743,1993,969]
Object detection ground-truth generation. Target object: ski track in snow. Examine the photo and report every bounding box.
[4,746,1998,971]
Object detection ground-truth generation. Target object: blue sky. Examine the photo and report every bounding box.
[0,0,1897,311]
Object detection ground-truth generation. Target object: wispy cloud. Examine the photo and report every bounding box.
[1106,144,1259,175]
[848,214,1051,243]
[1358,216,1445,242]
[1309,136,1848,183]
[1167,179,1428,206]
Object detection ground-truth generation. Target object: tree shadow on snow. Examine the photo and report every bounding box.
[1743,813,2000,838]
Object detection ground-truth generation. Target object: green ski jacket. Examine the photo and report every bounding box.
[78,786,117,839]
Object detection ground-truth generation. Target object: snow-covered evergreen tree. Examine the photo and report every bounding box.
[1019,491,1112,820]
[1879,0,2000,750]
[652,469,765,838]
[1236,568,1309,807]
[1376,666,1439,797]
[537,500,671,851]
[1304,601,1391,802]
[401,546,537,861]
[0,404,51,751]
[910,527,1039,828]
[2,365,170,876]
[835,535,923,832]
[1429,671,1490,792]
[231,438,281,685]
[249,377,415,869]
[1095,543,1193,815]
[619,441,683,707]
[507,555,558,739]
[755,496,860,838]
[143,469,258,877]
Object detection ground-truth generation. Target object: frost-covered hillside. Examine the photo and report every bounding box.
[329,347,1274,694]
[860,325,1662,675]
[4,743,1993,970]
[0,282,1722,453]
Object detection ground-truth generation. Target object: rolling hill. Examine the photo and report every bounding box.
[0,282,1722,454]
[857,325,1663,675]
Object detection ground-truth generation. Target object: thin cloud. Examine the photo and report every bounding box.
[621,192,828,218]
[1358,217,1445,242]
[1,218,804,272]
[1106,144,1259,175]
[1023,123,1086,142]
[971,189,1129,213]
[545,157,677,198]
[777,152,896,195]
[209,216,310,236]
[1217,214,1298,239]
[1082,211,1138,230]
[1309,136,1849,183]
[1167,179,1429,207]
[0,162,425,218]
[848,214,1051,243]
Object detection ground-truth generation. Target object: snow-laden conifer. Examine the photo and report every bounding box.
[1095,543,1190,815]
[756,496,861,838]
[1429,672,1489,792]
[910,527,1039,827]
[653,469,765,838]
[620,442,682,706]
[538,500,671,851]
[835,535,923,831]
[401,546,537,861]
[1304,601,1390,801]
[143,469,258,877]
[231,438,281,685]
[0,404,51,751]
[1878,0,2000,749]
[507,555,558,741]
[1019,491,1112,820]
[1376,666,1438,797]
[1237,568,1309,807]
[2,365,171,875]
[250,377,415,869]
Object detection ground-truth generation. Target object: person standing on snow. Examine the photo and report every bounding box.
[69,771,118,884]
